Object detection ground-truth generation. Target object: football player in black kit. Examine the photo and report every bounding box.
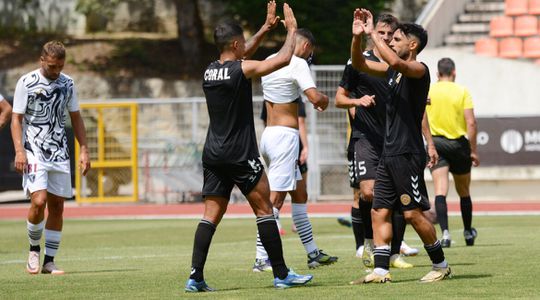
[349,8,451,284]
[185,2,313,292]
[335,14,417,273]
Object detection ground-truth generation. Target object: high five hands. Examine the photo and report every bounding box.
[352,8,374,36]
[263,1,297,32]
[282,3,297,31]
[264,1,280,31]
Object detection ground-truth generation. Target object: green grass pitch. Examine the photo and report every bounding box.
[1,215,539,299]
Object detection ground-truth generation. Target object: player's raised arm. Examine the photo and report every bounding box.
[350,9,388,77]
[242,3,297,79]
[243,0,280,59]
[364,9,427,79]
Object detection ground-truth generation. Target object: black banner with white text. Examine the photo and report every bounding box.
[476,117,540,166]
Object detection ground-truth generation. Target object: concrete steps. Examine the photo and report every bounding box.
[458,12,502,22]
[445,33,490,45]
[464,1,505,13]
[444,0,504,47]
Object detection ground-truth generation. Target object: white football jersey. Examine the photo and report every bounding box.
[261,54,316,103]
[13,69,79,162]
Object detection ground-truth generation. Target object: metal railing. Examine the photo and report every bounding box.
[78,65,360,203]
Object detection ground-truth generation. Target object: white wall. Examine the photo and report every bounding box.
[420,47,540,117]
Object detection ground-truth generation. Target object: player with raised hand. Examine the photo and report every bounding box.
[336,12,417,270]
[349,8,451,284]
[185,2,314,292]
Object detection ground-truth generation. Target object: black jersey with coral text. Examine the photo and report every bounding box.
[383,63,430,156]
[202,60,259,164]
[339,50,386,147]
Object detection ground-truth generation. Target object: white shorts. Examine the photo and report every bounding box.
[260,126,302,191]
[23,152,72,198]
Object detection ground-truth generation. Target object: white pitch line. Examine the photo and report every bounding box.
[0,253,188,265]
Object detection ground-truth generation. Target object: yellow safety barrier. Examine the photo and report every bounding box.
[75,102,138,203]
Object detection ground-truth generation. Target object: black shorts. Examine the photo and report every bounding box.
[299,162,308,175]
[202,158,264,198]
[373,154,430,211]
[298,140,308,174]
[431,136,472,175]
[347,136,381,188]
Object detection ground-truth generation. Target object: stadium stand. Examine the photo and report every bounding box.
[475,0,540,62]
[490,16,514,37]
[505,0,529,15]
[523,36,540,57]
[499,37,524,57]
[530,0,540,14]
[514,15,538,36]
[444,1,505,47]
[475,37,499,56]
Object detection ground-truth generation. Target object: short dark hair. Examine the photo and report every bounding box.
[213,21,243,52]
[297,28,316,45]
[437,57,455,76]
[41,41,66,59]
[397,23,428,54]
[376,14,399,31]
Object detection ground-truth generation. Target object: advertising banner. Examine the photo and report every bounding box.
[476,117,540,166]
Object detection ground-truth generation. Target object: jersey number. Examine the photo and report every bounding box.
[356,161,367,176]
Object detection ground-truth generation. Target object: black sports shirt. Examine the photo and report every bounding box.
[339,50,387,147]
[202,60,259,163]
[383,62,430,156]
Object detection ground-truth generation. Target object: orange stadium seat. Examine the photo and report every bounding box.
[515,15,538,36]
[529,0,540,15]
[523,37,540,58]
[475,38,499,56]
[505,0,529,16]
[490,16,514,37]
[499,37,523,58]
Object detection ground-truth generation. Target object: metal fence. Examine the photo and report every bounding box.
[76,102,138,203]
[80,65,351,203]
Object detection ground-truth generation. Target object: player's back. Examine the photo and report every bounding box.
[202,60,258,164]
[262,54,313,104]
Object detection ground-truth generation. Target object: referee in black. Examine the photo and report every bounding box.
[349,8,451,284]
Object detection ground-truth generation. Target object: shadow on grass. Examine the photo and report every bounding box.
[464,243,513,247]
[69,268,140,275]
[413,262,476,268]
[207,287,242,292]
[395,273,492,283]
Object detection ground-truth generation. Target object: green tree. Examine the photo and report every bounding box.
[172,0,205,64]
[75,0,123,32]
[226,0,388,64]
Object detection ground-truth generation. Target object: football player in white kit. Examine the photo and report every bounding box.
[253,28,338,271]
[11,41,91,275]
